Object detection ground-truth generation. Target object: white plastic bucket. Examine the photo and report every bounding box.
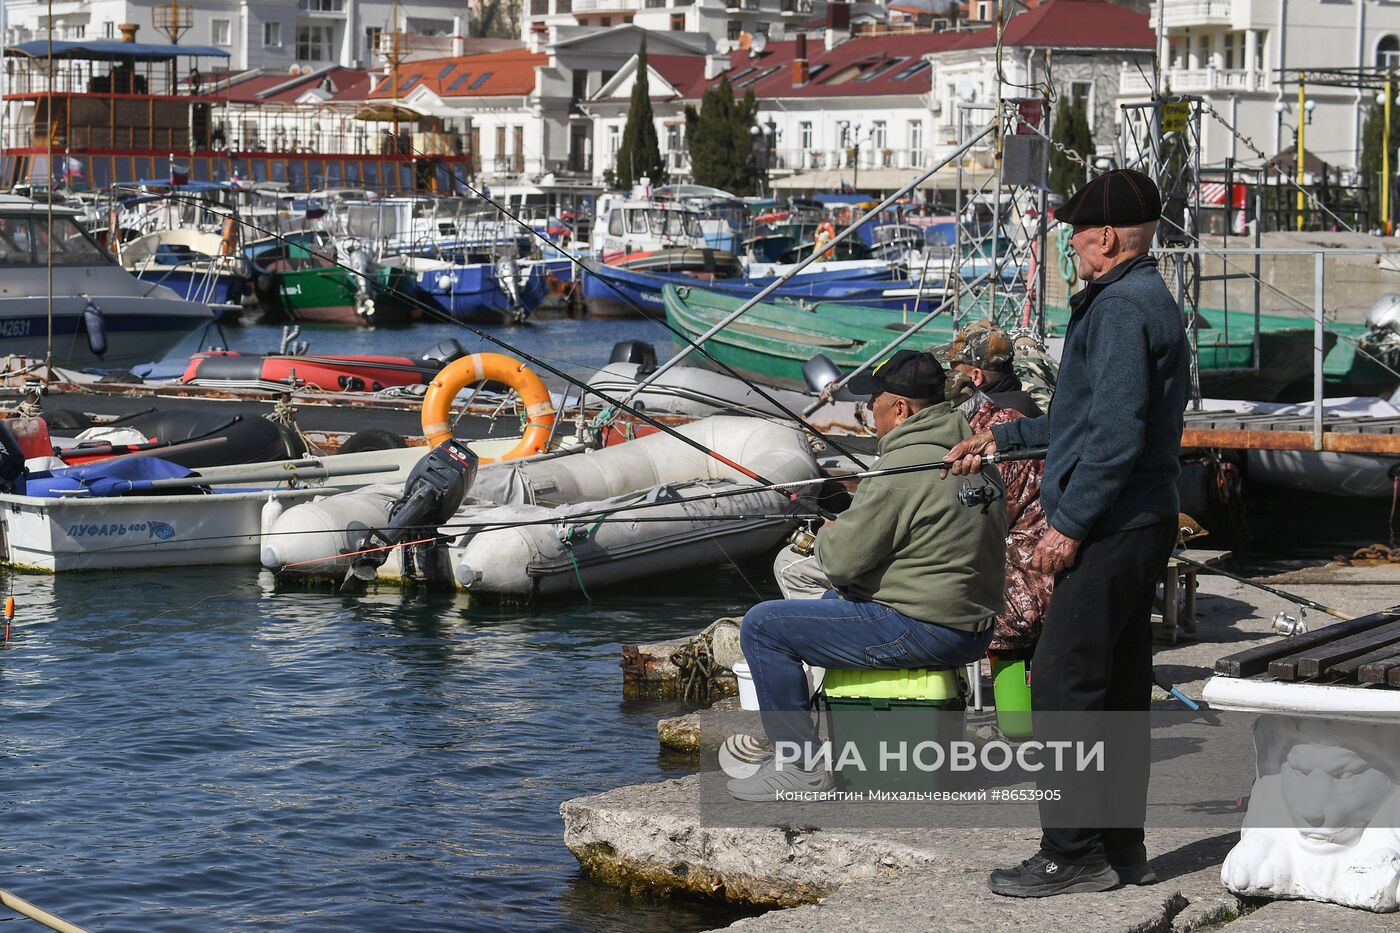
[732,660,825,711]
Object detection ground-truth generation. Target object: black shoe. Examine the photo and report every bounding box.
[1111,861,1158,886]
[987,852,1120,898]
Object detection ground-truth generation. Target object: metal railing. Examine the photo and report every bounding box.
[1155,0,1232,28]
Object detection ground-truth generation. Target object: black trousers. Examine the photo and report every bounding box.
[1032,516,1177,865]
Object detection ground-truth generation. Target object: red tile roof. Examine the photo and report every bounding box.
[366,48,546,99]
[693,0,1148,99]
[223,67,373,104]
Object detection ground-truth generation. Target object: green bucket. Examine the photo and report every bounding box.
[990,654,1033,739]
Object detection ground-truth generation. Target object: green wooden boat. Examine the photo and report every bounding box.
[253,244,416,327]
[664,284,1390,401]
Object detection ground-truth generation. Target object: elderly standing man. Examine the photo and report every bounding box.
[946,169,1190,898]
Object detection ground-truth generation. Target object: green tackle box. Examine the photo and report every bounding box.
[822,668,966,794]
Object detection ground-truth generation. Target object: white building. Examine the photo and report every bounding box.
[1118,0,1400,170]
[522,0,823,47]
[2,0,469,72]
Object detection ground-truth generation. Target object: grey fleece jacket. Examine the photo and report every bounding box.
[991,254,1189,540]
[816,403,1007,628]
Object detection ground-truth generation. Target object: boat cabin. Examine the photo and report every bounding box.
[592,197,707,262]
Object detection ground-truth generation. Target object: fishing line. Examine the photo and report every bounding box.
[385,151,876,468]
[110,189,846,497]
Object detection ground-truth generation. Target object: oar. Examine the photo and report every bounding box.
[56,459,404,496]
[0,886,89,933]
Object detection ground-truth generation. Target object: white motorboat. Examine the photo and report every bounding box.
[0,195,216,370]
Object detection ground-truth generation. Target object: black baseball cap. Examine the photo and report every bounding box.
[1055,168,1162,227]
[847,349,947,400]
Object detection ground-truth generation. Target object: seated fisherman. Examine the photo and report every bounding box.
[730,349,1007,800]
[946,319,1043,418]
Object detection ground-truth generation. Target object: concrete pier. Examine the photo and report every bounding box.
[565,562,1400,930]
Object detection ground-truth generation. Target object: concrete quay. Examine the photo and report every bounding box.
[564,562,1400,931]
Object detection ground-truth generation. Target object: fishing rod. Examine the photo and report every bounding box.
[618,121,999,406]
[52,447,1049,561]
[108,188,838,513]
[1172,553,1352,621]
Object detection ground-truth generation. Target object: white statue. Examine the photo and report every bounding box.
[1223,715,1400,912]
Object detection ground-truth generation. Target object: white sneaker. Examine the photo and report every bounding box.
[726,759,836,801]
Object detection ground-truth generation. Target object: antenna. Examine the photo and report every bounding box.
[152,0,194,44]
[717,38,733,53]
[751,33,768,54]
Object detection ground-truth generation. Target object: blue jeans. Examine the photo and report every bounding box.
[740,589,994,751]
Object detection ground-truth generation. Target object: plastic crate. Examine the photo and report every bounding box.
[989,653,1033,739]
[822,668,965,794]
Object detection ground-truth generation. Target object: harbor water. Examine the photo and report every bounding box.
[0,564,770,932]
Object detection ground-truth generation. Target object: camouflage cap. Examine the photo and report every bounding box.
[947,320,1014,372]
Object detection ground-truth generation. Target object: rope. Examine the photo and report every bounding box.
[669,617,738,703]
[559,526,592,601]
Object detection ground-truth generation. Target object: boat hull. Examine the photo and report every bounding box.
[412,262,550,324]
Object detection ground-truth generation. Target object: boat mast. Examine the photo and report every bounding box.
[44,0,53,383]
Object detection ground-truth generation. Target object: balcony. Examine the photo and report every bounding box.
[1155,0,1232,29]
[1121,66,1268,96]
[767,147,929,172]
[781,0,813,15]
[572,0,642,11]
[726,0,760,12]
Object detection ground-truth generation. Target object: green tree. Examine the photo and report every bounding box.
[684,75,760,194]
[613,37,666,190]
[1049,95,1095,197]
[1362,101,1400,228]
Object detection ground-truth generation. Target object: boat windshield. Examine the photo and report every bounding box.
[647,209,701,238]
[0,215,109,266]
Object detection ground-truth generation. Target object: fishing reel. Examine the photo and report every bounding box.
[344,437,479,587]
[1271,609,1308,637]
[788,517,821,557]
[958,479,1003,513]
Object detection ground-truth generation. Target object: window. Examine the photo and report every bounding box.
[893,59,930,81]
[449,72,474,92]
[1070,80,1093,128]
[737,66,780,88]
[600,16,612,26]
[103,21,115,38]
[299,0,345,10]
[372,73,394,93]
[1197,35,1209,68]
[296,24,333,60]
[671,13,685,29]
[908,119,923,160]
[872,120,887,150]
[858,57,906,82]
[608,210,624,236]
[806,63,828,80]
[799,121,812,150]
[469,72,493,90]
[1223,32,1235,69]
[571,70,587,103]
[666,123,682,152]
[68,24,85,39]
[1381,35,1400,70]
[212,18,231,46]
[399,74,421,93]
[365,26,382,56]
[608,125,621,156]
[727,20,742,40]
[730,66,757,82]
[263,21,282,47]
[438,63,456,79]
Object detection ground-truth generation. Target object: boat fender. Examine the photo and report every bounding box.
[219,216,238,257]
[421,353,555,463]
[338,430,407,454]
[260,495,285,539]
[82,299,108,358]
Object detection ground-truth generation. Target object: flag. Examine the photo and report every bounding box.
[169,157,189,186]
[840,179,855,194]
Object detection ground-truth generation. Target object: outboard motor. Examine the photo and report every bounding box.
[83,299,108,358]
[609,340,658,375]
[0,421,27,493]
[344,437,479,587]
[802,354,857,401]
[418,338,468,370]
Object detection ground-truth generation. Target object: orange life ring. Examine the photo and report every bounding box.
[816,221,836,239]
[421,353,555,463]
[219,216,238,257]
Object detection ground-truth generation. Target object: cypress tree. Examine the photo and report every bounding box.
[614,37,666,190]
[685,76,760,194]
[1049,95,1095,197]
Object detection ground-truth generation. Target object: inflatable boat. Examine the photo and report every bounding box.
[262,415,821,598]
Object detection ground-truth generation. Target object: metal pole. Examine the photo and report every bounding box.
[1296,74,1306,232]
[618,121,997,405]
[1314,249,1324,450]
[1385,72,1393,234]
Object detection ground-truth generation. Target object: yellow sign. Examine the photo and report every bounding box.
[1162,101,1190,133]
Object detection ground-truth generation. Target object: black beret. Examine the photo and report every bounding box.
[1055,169,1162,227]
[847,348,947,400]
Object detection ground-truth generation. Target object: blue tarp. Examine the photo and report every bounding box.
[5,40,229,61]
[25,457,194,498]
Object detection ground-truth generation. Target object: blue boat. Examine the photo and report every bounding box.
[398,255,552,324]
[122,229,248,315]
[580,260,929,319]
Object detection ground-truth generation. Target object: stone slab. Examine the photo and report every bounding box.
[1216,899,1400,930]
